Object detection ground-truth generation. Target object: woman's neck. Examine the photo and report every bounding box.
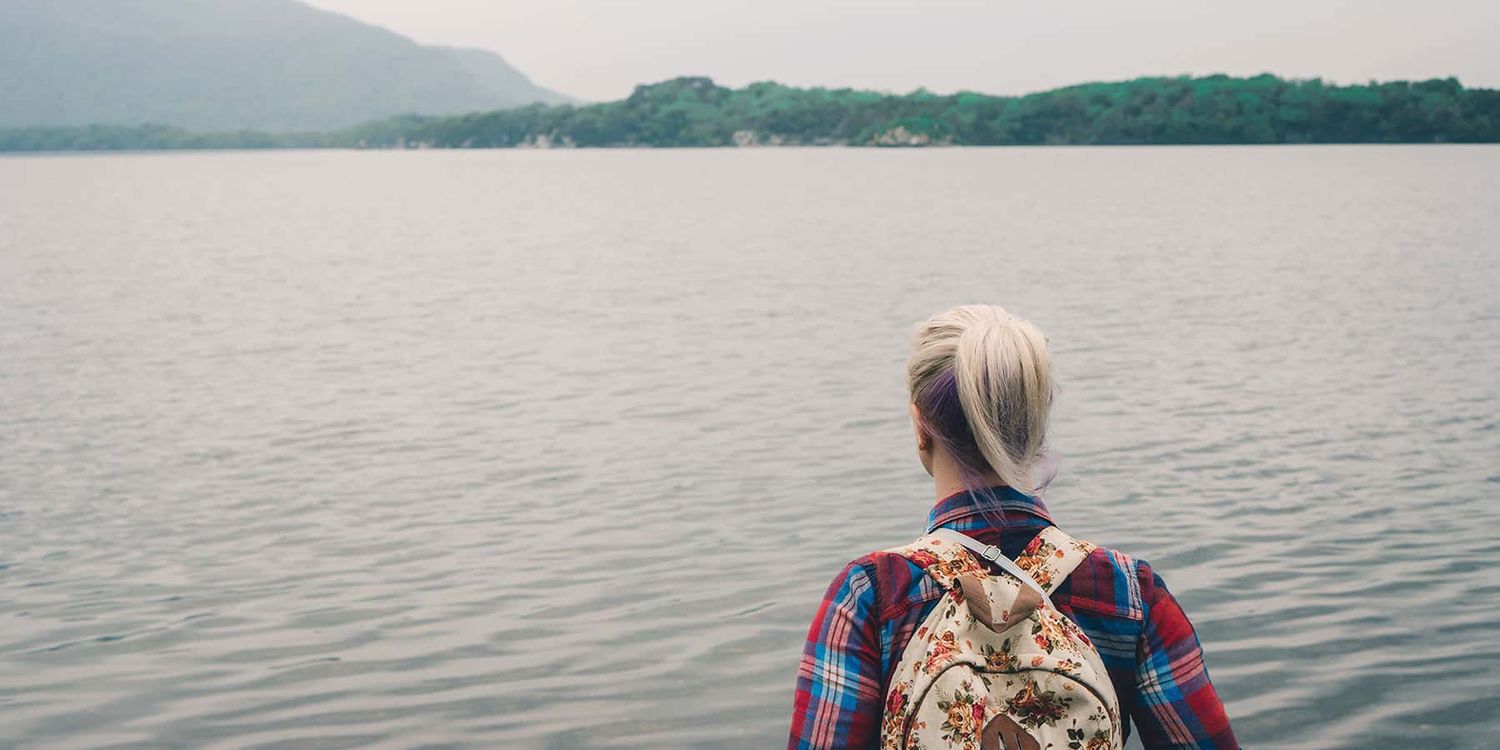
[928,444,1005,503]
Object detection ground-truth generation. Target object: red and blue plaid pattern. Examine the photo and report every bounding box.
[788,487,1238,749]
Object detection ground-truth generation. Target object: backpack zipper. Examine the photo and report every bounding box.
[899,660,1120,749]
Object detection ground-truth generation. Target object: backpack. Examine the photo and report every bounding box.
[879,526,1122,750]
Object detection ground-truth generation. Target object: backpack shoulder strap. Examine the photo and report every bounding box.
[882,532,986,589]
[886,529,1054,605]
[1014,526,1098,595]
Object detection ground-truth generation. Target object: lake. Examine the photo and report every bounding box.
[1,146,1497,749]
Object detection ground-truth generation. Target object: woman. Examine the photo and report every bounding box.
[787,305,1237,749]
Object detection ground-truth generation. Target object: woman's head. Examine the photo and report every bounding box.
[906,305,1054,494]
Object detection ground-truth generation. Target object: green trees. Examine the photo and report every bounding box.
[338,75,1499,148]
[3,74,1497,151]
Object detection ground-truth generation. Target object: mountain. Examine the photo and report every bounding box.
[0,0,571,131]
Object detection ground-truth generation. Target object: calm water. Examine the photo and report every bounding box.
[1,147,1497,749]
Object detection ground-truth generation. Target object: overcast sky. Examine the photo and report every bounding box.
[303,0,1500,102]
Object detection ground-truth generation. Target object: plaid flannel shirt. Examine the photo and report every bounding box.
[788,487,1238,749]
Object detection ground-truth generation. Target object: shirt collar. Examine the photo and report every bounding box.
[926,485,1054,532]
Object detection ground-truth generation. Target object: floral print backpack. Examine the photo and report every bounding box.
[880,527,1122,750]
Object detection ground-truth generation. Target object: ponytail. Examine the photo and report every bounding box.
[907,305,1054,493]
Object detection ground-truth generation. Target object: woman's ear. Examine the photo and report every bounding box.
[910,402,935,477]
[909,402,931,452]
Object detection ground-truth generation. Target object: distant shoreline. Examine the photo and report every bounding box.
[5,143,1499,159]
[4,74,1497,153]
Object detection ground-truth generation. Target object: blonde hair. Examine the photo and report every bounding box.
[906,305,1054,494]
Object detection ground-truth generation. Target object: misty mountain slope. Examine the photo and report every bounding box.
[0,0,570,131]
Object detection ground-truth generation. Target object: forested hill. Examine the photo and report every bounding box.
[346,75,1499,147]
[2,75,1497,152]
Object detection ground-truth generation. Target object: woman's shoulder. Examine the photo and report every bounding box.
[1060,538,1156,622]
[819,546,948,622]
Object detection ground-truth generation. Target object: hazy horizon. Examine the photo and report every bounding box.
[304,0,1500,101]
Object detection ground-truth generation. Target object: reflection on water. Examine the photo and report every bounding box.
[1,147,1497,749]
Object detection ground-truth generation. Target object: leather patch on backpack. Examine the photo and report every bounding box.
[982,714,1039,750]
[958,574,1044,632]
